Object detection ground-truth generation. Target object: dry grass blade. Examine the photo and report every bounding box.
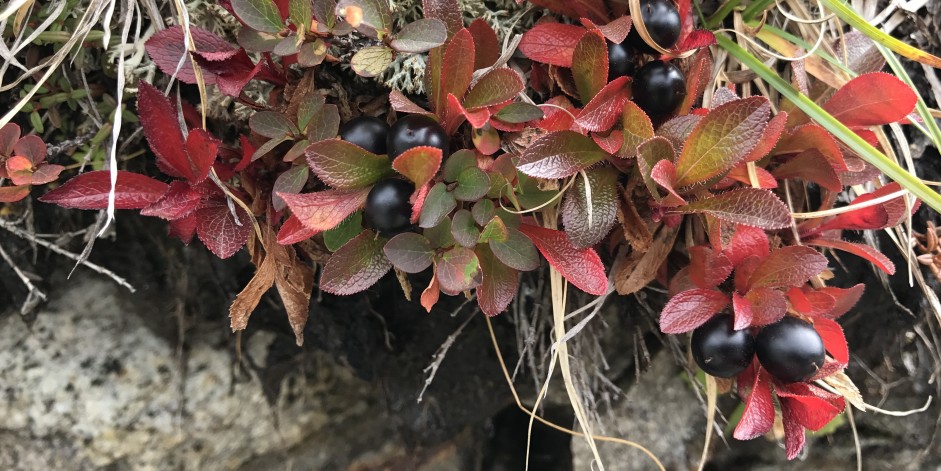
[697,374,717,471]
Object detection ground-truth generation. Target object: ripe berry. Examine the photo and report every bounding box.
[387,114,448,159]
[632,60,686,117]
[607,40,635,81]
[756,317,826,383]
[691,314,755,378]
[364,178,415,236]
[628,0,682,54]
[339,116,389,155]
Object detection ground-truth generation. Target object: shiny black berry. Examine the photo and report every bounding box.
[364,178,415,236]
[632,60,686,117]
[607,40,635,81]
[691,314,755,378]
[756,317,826,383]
[340,116,389,155]
[628,0,682,54]
[387,114,448,159]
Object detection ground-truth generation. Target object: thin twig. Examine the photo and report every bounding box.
[417,308,476,403]
[0,241,47,313]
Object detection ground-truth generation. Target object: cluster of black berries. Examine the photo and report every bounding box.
[609,0,687,117]
[339,115,448,236]
[691,315,826,383]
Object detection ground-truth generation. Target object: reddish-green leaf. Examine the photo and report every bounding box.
[13,134,46,164]
[453,166,490,202]
[231,0,284,33]
[433,28,475,113]
[493,102,544,123]
[278,214,320,244]
[320,230,392,295]
[676,188,792,229]
[5,156,34,186]
[772,150,842,192]
[279,187,370,231]
[806,238,895,275]
[561,166,618,248]
[339,0,392,36]
[656,114,701,151]
[38,170,169,210]
[418,182,457,228]
[194,200,253,259]
[636,136,675,199]
[476,244,519,316]
[571,31,608,104]
[305,139,391,189]
[823,72,917,128]
[272,165,309,211]
[517,224,608,295]
[392,146,442,187]
[659,288,730,333]
[674,97,771,187]
[435,246,482,295]
[679,47,713,114]
[350,45,394,77]
[463,68,525,110]
[742,112,787,163]
[618,100,654,158]
[518,23,586,67]
[383,232,434,273]
[250,111,298,139]
[478,215,509,243]
[391,18,448,53]
[0,185,30,203]
[467,18,500,69]
[517,131,607,179]
[450,209,480,247]
[422,0,462,37]
[650,160,686,206]
[773,124,847,172]
[490,227,540,271]
[575,76,631,132]
[0,123,20,156]
[748,246,828,289]
[323,211,362,251]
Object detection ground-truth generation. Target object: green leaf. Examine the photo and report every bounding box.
[305,139,391,189]
[450,209,480,248]
[340,0,393,36]
[478,215,509,243]
[515,173,558,210]
[392,145,442,187]
[675,188,791,229]
[383,232,434,273]
[517,131,607,179]
[250,111,299,139]
[475,244,519,316]
[424,216,456,248]
[272,165,309,211]
[289,0,312,30]
[493,102,544,123]
[323,211,363,251]
[312,0,337,29]
[442,149,476,181]
[490,227,539,271]
[284,139,310,162]
[231,0,284,33]
[273,34,301,56]
[298,39,328,67]
[350,45,394,77]
[419,182,457,228]
[471,199,495,225]
[561,166,618,249]
[453,166,490,202]
[238,29,280,52]
[390,18,448,53]
[251,135,290,161]
[297,94,325,132]
[462,68,525,110]
[717,34,941,213]
[571,31,607,104]
[435,246,481,295]
[673,96,770,187]
[319,230,392,295]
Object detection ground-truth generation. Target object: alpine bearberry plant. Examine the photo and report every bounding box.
[4,0,941,465]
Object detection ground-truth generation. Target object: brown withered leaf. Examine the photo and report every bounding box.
[230,231,276,334]
[617,188,652,252]
[421,274,440,313]
[614,223,678,294]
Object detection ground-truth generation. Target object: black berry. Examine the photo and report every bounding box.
[339,116,389,155]
[632,60,686,117]
[756,317,826,383]
[691,314,755,378]
[364,178,415,236]
[628,0,682,54]
[387,114,448,159]
[607,40,635,81]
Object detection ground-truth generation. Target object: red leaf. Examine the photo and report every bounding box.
[773,124,847,172]
[39,170,169,209]
[517,131,607,179]
[279,188,370,232]
[183,128,219,183]
[734,365,776,440]
[421,274,440,313]
[517,223,608,295]
[817,284,865,319]
[672,29,716,53]
[389,90,430,115]
[650,159,686,206]
[779,384,844,432]
[194,200,252,259]
[788,287,836,317]
[815,183,913,232]
[468,19,500,70]
[731,292,754,330]
[0,185,30,203]
[813,317,849,365]
[658,288,730,334]
[581,15,632,44]
[0,123,20,156]
[196,50,269,96]
[746,288,788,326]
[678,48,712,115]
[780,404,807,460]
[277,214,320,245]
[392,146,443,188]
[5,156,34,185]
[689,245,733,289]
[140,180,201,219]
[823,72,917,128]
[29,163,64,185]
[772,149,843,192]
[575,76,631,132]
[145,26,238,85]
[435,246,482,295]
[742,112,787,163]
[168,213,198,244]
[13,134,47,164]
[535,95,577,132]
[806,238,895,275]
[747,246,828,289]
[463,68,525,110]
[320,230,392,295]
[434,28,475,113]
[726,164,778,189]
[518,23,586,67]
[734,255,762,294]
[137,82,188,179]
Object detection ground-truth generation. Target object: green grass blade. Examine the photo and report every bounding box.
[717,35,941,213]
